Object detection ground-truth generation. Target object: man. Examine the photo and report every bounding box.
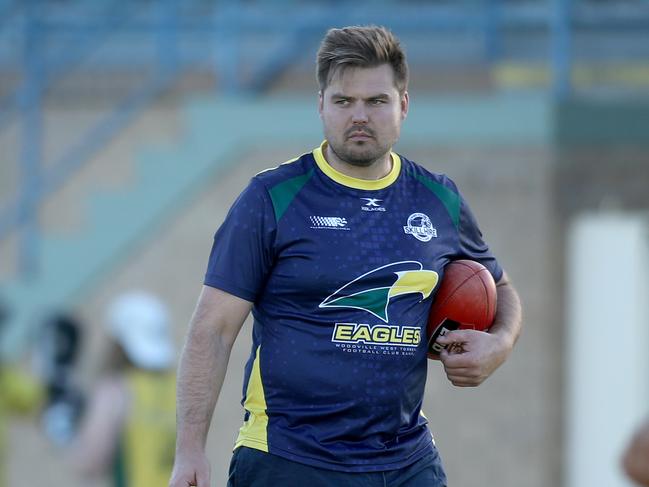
[69,291,176,487]
[170,25,522,487]
[623,419,649,486]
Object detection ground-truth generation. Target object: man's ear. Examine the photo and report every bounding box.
[318,90,324,118]
[401,91,409,121]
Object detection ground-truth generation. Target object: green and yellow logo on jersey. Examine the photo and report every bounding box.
[319,261,439,323]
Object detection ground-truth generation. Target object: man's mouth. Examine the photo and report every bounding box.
[348,130,373,140]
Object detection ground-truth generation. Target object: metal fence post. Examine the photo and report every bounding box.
[484,0,502,63]
[214,0,241,94]
[158,0,179,77]
[552,0,572,99]
[19,0,43,278]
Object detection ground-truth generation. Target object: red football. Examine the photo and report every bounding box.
[427,260,497,360]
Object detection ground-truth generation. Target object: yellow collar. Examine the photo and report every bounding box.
[312,141,401,190]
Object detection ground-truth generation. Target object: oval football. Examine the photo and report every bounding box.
[426,260,497,359]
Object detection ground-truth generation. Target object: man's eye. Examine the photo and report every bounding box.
[335,99,349,105]
[370,99,386,105]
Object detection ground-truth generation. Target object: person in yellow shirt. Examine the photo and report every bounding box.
[0,303,44,487]
[0,367,44,487]
[69,291,176,487]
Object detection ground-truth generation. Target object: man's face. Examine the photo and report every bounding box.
[319,64,408,167]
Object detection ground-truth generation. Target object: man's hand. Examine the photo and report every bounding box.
[437,271,522,387]
[436,329,511,387]
[170,287,252,487]
[622,420,649,486]
[169,450,211,487]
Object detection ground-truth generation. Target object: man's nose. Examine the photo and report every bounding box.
[351,103,368,124]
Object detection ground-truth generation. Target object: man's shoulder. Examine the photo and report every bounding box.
[399,154,458,194]
[252,151,315,190]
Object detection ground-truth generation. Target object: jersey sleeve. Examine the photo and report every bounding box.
[204,177,277,302]
[456,195,503,282]
[447,180,503,282]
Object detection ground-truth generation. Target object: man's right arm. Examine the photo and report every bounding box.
[169,285,252,487]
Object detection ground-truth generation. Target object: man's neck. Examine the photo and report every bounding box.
[324,144,393,181]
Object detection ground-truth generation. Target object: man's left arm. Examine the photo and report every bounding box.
[436,271,522,387]
[622,419,649,486]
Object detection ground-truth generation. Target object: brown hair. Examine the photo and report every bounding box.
[316,25,409,95]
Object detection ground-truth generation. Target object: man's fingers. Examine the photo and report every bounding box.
[446,375,481,387]
[445,365,485,386]
[196,466,210,487]
[435,329,473,345]
[441,348,487,386]
[169,464,210,487]
[440,348,478,369]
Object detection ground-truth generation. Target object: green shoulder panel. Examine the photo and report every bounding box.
[268,169,314,222]
[410,171,461,229]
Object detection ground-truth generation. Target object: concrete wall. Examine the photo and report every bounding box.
[0,104,182,280]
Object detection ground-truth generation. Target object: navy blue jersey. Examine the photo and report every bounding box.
[204,142,502,472]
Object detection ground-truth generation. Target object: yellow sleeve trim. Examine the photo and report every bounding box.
[234,346,269,452]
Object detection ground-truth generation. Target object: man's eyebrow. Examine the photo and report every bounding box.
[329,93,391,100]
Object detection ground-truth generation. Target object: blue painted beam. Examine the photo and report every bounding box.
[551,0,573,99]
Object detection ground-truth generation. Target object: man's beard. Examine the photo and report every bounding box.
[329,129,393,167]
[332,144,380,167]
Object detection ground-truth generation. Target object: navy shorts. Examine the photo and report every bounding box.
[227,446,447,487]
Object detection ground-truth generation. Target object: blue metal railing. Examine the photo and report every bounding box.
[0,1,149,131]
[1,1,181,276]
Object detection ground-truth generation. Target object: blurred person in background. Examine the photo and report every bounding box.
[623,419,649,486]
[0,301,44,487]
[69,291,176,487]
[170,25,522,487]
[37,312,86,446]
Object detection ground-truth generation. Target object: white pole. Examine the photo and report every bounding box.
[566,212,649,487]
